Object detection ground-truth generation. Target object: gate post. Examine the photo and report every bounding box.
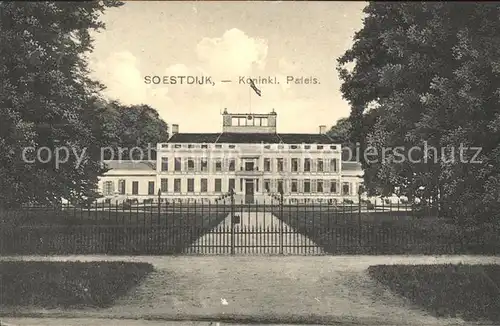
[279,188,284,255]
[230,188,235,255]
[358,186,364,246]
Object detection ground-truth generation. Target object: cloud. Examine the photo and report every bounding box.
[89,51,177,128]
[196,28,268,78]
[89,29,307,132]
[91,51,170,107]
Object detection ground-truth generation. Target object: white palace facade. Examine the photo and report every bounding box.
[97,110,364,204]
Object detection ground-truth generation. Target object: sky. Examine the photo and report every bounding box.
[88,1,367,133]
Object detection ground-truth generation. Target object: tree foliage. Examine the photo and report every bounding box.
[96,100,170,160]
[338,2,500,224]
[0,1,123,207]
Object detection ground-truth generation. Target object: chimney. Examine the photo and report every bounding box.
[171,124,179,135]
[319,125,327,134]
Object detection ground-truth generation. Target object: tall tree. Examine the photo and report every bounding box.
[338,2,500,224]
[98,101,170,160]
[327,117,357,162]
[0,1,122,207]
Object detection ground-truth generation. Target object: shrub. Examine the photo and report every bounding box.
[0,261,154,308]
[368,264,500,322]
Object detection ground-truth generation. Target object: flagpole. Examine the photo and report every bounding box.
[249,83,251,113]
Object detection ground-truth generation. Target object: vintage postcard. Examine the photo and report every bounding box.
[1,1,499,325]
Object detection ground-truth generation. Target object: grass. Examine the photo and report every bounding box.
[0,261,154,308]
[0,207,229,255]
[368,264,500,322]
[279,208,500,255]
[0,206,231,227]
[1,204,498,255]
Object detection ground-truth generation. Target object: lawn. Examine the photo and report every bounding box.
[0,261,154,308]
[368,264,500,323]
[0,206,230,255]
[0,205,231,227]
[277,208,500,255]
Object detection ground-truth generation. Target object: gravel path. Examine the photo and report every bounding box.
[2,255,500,325]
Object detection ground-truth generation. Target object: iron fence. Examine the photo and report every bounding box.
[0,191,497,255]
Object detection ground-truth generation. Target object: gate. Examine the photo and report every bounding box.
[184,189,323,255]
[0,193,470,256]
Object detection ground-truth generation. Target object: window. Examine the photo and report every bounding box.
[118,179,126,195]
[229,159,235,171]
[161,157,168,171]
[317,159,324,172]
[245,161,254,171]
[215,144,222,149]
[261,118,268,126]
[201,159,208,172]
[317,180,323,193]
[304,179,311,193]
[304,158,311,172]
[187,178,194,192]
[201,144,208,149]
[291,158,299,172]
[277,180,284,193]
[330,159,338,172]
[264,179,270,192]
[214,178,222,192]
[174,157,181,171]
[304,145,311,149]
[228,178,235,192]
[342,182,350,195]
[215,160,222,172]
[277,158,284,172]
[174,144,181,148]
[290,145,299,149]
[232,117,239,126]
[148,181,155,195]
[200,178,208,192]
[187,159,195,171]
[160,178,168,193]
[103,181,114,196]
[174,178,181,192]
[132,181,139,195]
[330,181,337,193]
[291,179,298,193]
[188,144,194,148]
[330,145,337,150]
[228,144,236,149]
[317,145,324,150]
[264,158,271,172]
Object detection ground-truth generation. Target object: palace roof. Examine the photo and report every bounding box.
[167,132,340,144]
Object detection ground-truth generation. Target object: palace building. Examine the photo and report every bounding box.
[97,109,364,204]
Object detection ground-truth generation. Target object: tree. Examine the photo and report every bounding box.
[98,101,170,160]
[338,2,500,224]
[327,117,356,162]
[0,1,122,207]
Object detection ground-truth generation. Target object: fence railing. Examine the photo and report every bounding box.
[0,191,497,256]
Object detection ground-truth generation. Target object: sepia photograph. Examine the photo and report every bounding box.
[1,1,499,325]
